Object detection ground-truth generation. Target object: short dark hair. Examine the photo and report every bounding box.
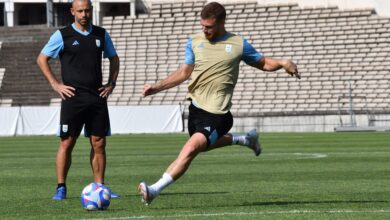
[201,2,226,22]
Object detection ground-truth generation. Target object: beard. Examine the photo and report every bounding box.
[204,32,215,41]
[78,17,91,26]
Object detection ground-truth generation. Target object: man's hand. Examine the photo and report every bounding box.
[142,83,157,97]
[52,82,75,100]
[283,60,300,79]
[98,83,115,98]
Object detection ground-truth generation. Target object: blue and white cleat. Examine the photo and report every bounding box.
[110,192,120,198]
[138,182,155,205]
[246,129,262,156]
[52,186,67,200]
[96,183,120,198]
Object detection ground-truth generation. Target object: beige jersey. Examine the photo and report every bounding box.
[185,32,262,114]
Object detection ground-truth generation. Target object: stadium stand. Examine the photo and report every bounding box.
[101,1,390,117]
[0,41,11,106]
[0,67,4,87]
[0,25,61,106]
[0,66,11,106]
[0,1,389,120]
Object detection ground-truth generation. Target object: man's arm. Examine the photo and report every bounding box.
[99,55,120,98]
[143,64,194,97]
[249,57,300,79]
[109,55,120,83]
[37,53,75,99]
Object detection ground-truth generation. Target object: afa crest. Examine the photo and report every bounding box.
[62,124,68,133]
[225,44,232,53]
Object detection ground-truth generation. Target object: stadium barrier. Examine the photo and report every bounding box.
[0,105,183,136]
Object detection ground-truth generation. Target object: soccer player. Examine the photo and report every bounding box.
[37,0,120,200]
[138,2,300,205]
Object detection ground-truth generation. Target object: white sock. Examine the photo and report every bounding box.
[150,172,174,195]
[232,134,249,146]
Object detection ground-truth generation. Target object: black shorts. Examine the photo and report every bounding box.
[188,103,233,146]
[59,93,110,138]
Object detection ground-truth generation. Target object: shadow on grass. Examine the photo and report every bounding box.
[52,191,229,200]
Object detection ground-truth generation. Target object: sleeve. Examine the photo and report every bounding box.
[103,31,117,58]
[242,37,263,64]
[184,37,195,65]
[41,30,63,59]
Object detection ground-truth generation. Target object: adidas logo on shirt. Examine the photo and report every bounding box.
[72,40,80,46]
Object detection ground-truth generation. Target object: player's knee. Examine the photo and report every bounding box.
[90,136,106,152]
[59,137,76,151]
[91,136,105,145]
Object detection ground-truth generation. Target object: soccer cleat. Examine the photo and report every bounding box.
[246,129,262,156]
[110,191,120,198]
[138,182,156,205]
[96,183,120,198]
[52,186,67,200]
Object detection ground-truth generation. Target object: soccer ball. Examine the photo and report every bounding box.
[80,182,111,210]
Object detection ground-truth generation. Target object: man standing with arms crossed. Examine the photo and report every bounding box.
[37,0,120,200]
[139,2,300,205]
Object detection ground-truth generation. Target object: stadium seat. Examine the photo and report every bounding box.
[0,1,389,118]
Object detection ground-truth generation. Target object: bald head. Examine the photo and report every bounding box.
[72,0,92,8]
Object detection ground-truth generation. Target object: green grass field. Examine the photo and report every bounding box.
[0,132,389,219]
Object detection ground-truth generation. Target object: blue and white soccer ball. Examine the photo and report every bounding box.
[80,182,111,210]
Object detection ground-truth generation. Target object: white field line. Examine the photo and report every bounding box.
[294,153,328,159]
[79,209,390,220]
